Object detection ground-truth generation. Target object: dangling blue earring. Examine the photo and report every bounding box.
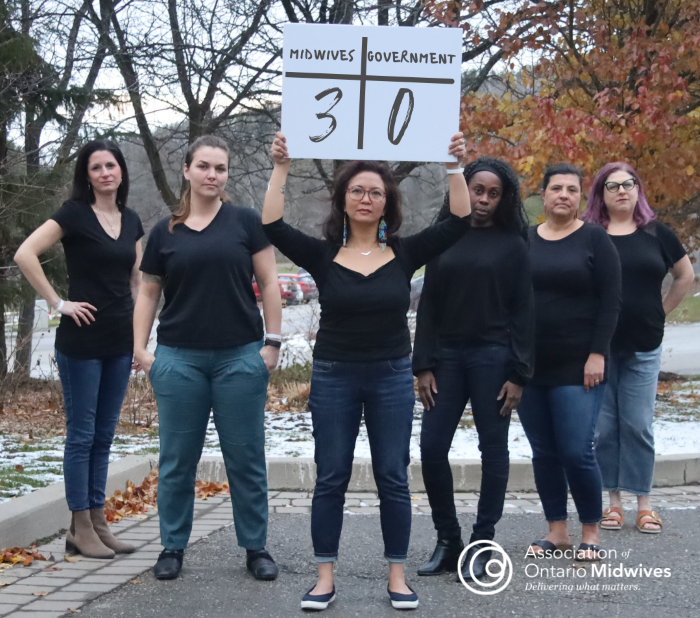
[343,212,348,246]
[378,216,387,252]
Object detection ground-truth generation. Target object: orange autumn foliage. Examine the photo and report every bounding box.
[430,1,700,248]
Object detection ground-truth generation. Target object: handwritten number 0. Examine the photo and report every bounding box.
[387,88,415,145]
[309,87,343,142]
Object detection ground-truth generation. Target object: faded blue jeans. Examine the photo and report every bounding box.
[595,346,662,495]
[308,356,415,563]
[56,350,132,512]
[150,341,269,551]
[518,384,605,525]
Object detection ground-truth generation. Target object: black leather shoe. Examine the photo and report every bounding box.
[153,549,184,580]
[458,545,491,582]
[246,549,279,581]
[417,535,464,576]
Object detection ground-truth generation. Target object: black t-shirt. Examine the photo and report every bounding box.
[609,222,686,353]
[263,214,470,362]
[412,226,535,385]
[140,203,270,349]
[50,200,144,359]
[528,223,621,386]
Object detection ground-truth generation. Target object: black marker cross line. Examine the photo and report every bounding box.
[285,36,455,149]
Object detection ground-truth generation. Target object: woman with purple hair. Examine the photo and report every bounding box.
[582,163,694,535]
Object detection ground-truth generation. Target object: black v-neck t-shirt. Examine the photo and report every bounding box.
[263,214,470,361]
[609,222,686,352]
[140,203,270,349]
[50,199,144,359]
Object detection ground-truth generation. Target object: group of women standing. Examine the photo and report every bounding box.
[13,130,693,611]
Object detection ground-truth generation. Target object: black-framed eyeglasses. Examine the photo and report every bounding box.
[604,178,637,193]
[346,186,386,202]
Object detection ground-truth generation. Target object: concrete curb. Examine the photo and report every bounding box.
[3,453,698,549]
[0,455,158,549]
[197,453,700,492]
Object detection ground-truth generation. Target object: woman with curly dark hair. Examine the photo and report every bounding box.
[262,131,471,611]
[413,158,535,582]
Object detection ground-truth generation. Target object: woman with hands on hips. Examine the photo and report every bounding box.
[519,163,621,564]
[14,140,143,560]
[262,131,470,611]
[412,158,534,583]
[133,135,282,582]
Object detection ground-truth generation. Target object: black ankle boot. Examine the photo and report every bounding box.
[458,543,491,582]
[246,549,279,581]
[153,549,184,580]
[417,533,464,576]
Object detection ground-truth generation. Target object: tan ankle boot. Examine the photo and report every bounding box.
[90,507,135,554]
[66,510,115,559]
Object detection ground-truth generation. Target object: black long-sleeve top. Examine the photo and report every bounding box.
[412,226,535,385]
[528,222,621,386]
[263,214,470,361]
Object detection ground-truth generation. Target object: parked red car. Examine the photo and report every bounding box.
[252,278,298,306]
[278,273,318,302]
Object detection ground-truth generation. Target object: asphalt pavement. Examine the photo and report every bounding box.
[75,509,699,618]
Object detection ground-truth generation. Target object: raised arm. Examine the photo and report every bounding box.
[445,132,471,219]
[14,220,96,326]
[262,132,291,225]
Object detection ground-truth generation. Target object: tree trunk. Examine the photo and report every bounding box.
[13,298,35,378]
[0,297,7,381]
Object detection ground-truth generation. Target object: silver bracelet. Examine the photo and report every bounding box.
[446,168,465,175]
[267,182,285,194]
[265,334,282,341]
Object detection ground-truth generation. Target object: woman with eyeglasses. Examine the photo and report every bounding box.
[582,164,693,535]
[262,132,471,611]
[519,163,621,563]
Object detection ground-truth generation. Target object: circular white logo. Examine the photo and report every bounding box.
[457,540,513,595]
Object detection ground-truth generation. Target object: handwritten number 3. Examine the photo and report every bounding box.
[309,87,343,142]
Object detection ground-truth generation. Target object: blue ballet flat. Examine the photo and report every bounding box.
[300,586,336,611]
[387,584,419,610]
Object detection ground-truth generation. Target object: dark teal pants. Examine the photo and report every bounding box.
[150,341,269,550]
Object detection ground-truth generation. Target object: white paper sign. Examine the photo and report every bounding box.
[281,24,462,162]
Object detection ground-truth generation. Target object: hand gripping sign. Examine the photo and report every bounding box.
[281,24,462,162]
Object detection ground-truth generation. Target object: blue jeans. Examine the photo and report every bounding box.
[420,344,511,542]
[150,341,269,551]
[309,356,415,563]
[595,346,662,495]
[518,384,604,524]
[56,350,132,512]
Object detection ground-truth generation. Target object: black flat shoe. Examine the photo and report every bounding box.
[458,545,491,582]
[417,536,464,576]
[246,549,279,581]
[153,549,184,580]
[300,586,336,611]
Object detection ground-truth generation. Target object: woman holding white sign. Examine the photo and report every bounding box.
[263,131,470,611]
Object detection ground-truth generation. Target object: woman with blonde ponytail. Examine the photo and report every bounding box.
[133,135,282,581]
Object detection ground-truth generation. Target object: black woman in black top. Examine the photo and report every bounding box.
[14,140,143,560]
[412,158,534,582]
[519,163,621,563]
[262,131,471,611]
[582,163,693,535]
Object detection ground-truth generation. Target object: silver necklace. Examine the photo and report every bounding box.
[348,244,377,256]
[93,206,120,239]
